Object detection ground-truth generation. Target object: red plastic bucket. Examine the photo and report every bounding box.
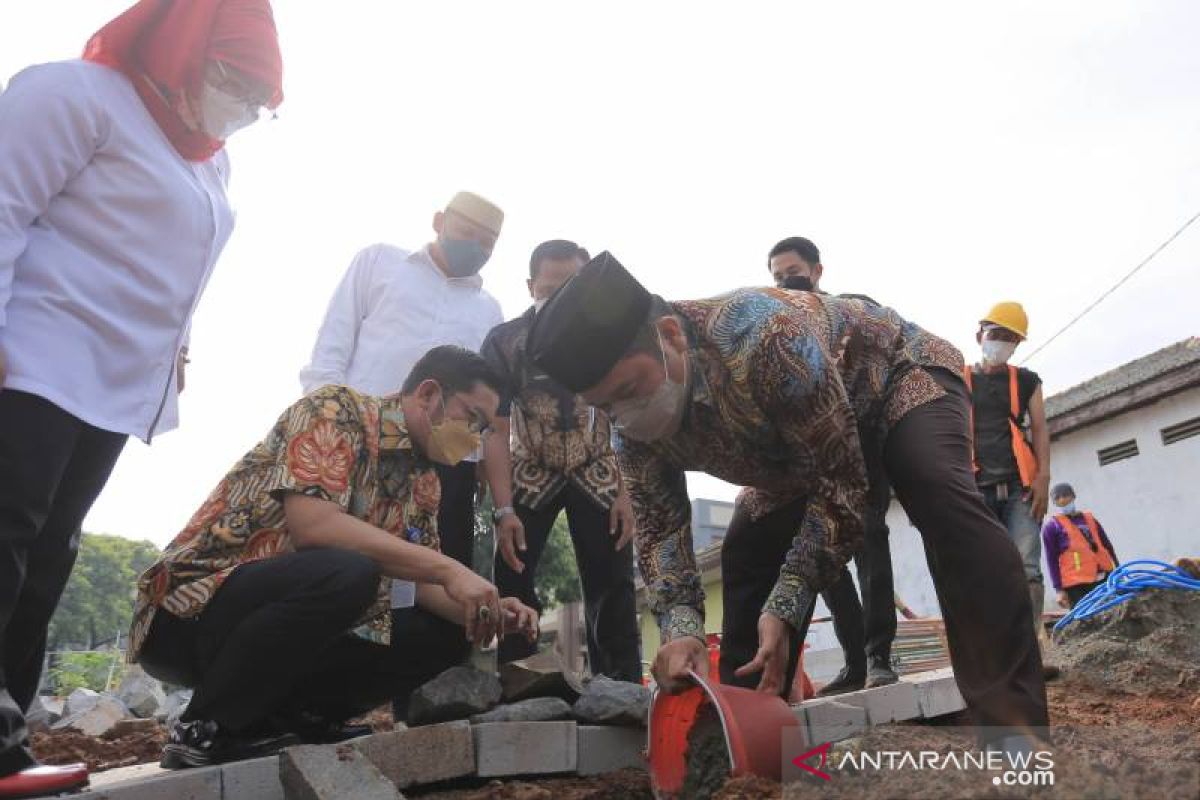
[647,669,800,798]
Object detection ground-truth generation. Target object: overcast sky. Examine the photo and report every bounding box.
[4,1,1198,547]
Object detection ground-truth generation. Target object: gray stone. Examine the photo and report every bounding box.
[800,699,868,744]
[65,687,101,718]
[26,696,51,733]
[407,666,501,726]
[72,764,222,800]
[576,725,646,775]
[42,696,65,723]
[473,721,577,777]
[470,697,572,724]
[53,695,130,737]
[915,674,966,718]
[571,677,650,727]
[160,689,193,726]
[351,720,475,789]
[223,755,285,800]
[499,661,583,703]
[279,744,403,800]
[835,681,921,725]
[116,666,167,719]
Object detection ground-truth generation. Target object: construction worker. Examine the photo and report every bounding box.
[963,303,1053,660]
[132,346,538,768]
[526,253,1048,750]
[481,240,642,682]
[765,237,898,693]
[1041,484,1119,609]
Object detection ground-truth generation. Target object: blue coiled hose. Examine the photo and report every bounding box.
[1052,559,1200,633]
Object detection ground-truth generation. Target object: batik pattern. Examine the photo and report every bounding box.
[129,386,440,657]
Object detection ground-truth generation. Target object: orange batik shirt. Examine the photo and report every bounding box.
[128,386,441,659]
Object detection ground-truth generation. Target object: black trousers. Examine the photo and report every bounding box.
[1065,581,1103,608]
[493,484,642,682]
[721,370,1048,735]
[389,461,477,716]
[0,391,126,776]
[815,457,897,673]
[138,548,469,732]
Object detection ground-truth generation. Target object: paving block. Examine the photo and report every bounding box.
[279,744,402,800]
[223,755,285,800]
[914,674,966,718]
[800,700,868,744]
[576,725,646,776]
[352,720,474,789]
[73,765,222,800]
[473,721,577,778]
[835,681,920,725]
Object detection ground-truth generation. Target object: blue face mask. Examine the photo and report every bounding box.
[1057,501,1077,516]
[439,236,490,277]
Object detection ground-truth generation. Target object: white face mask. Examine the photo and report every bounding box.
[981,338,1018,367]
[534,298,548,312]
[198,82,258,140]
[610,330,688,442]
[1056,501,1077,516]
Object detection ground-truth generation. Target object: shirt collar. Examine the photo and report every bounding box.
[411,245,485,290]
[379,398,417,453]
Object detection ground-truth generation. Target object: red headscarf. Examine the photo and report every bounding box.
[83,0,284,162]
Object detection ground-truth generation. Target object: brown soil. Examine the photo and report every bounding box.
[30,726,167,773]
[408,768,652,800]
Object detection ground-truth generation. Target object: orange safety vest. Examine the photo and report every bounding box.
[1055,512,1116,588]
[962,365,1039,488]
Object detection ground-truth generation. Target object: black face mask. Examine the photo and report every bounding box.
[781,275,814,292]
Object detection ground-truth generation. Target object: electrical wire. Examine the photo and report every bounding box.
[1021,210,1200,365]
[1052,559,1200,633]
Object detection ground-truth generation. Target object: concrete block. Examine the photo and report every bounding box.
[576,725,646,776]
[473,721,578,778]
[801,700,868,744]
[73,765,222,800]
[53,695,130,737]
[279,744,402,800]
[914,674,966,718]
[835,681,920,725]
[223,755,285,800]
[352,720,475,789]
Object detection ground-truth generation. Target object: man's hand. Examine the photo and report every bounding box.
[1028,473,1050,520]
[496,512,527,573]
[176,347,190,394]
[734,613,792,695]
[609,491,636,551]
[442,566,501,647]
[500,597,539,642]
[651,636,708,694]
[1056,590,1070,610]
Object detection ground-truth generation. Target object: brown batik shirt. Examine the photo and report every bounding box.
[619,288,964,643]
[481,307,620,512]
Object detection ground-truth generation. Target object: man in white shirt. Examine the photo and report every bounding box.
[300,192,511,718]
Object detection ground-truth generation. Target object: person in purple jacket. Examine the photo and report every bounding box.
[1041,483,1120,609]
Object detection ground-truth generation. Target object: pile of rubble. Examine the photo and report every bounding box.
[28,666,191,771]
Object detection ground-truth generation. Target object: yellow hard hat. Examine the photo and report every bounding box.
[980,301,1028,339]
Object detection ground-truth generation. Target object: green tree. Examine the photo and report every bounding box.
[536,513,583,609]
[48,533,160,649]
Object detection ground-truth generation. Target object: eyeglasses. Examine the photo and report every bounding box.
[211,61,278,122]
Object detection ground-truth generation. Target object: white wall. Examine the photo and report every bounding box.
[882,385,1200,617]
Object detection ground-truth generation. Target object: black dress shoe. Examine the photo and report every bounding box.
[160,720,300,769]
[865,659,899,688]
[816,666,866,697]
[271,710,375,744]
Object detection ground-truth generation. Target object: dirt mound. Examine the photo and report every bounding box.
[31,726,166,773]
[1051,588,1200,697]
[409,769,652,800]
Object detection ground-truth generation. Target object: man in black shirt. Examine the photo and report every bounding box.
[964,302,1053,673]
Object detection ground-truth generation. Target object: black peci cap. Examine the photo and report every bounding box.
[526,251,653,393]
